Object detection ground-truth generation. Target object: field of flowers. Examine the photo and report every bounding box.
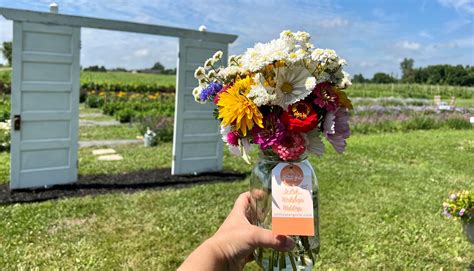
[347,83,473,99]
[0,69,472,151]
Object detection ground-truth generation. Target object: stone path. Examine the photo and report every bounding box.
[79,113,103,118]
[79,139,142,148]
[91,148,123,161]
[79,120,121,127]
[79,111,141,148]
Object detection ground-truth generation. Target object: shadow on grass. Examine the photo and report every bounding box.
[0,168,247,204]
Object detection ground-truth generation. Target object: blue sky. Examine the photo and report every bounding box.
[0,0,473,78]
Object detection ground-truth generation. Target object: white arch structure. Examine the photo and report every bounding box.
[0,7,237,189]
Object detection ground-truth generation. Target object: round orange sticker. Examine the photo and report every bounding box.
[280,164,304,186]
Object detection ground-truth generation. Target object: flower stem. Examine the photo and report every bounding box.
[289,252,297,270]
[301,236,316,264]
[279,252,286,270]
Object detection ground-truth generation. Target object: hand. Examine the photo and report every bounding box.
[179,192,295,271]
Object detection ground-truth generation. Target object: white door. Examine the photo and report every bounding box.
[172,38,227,175]
[10,22,80,189]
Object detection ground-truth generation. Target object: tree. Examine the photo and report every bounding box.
[372,72,397,83]
[400,58,415,83]
[83,65,107,72]
[352,73,366,83]
[151,61,165,72]
[1,42,12,66]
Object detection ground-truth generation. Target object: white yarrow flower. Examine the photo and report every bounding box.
[294,31,310,43]
[247,74,276,106]
[305,76,317,91]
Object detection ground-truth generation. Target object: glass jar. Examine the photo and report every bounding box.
[249,150,320,271]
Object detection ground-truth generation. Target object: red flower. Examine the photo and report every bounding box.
[281,101,318,133]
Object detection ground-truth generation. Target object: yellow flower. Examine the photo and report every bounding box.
[334,88,353,110]
[217,77,263,136]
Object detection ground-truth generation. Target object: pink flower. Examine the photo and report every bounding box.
[323,107,350,153]
[226,131,240,146]
[271,132,306,161]
[313,82,339,112]
[252,113,285,150]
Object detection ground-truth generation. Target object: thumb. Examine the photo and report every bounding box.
[249,226,295,251]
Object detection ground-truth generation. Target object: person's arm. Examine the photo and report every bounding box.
[179,192,295,271]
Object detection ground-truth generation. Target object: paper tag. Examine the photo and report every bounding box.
[271,162,314,236]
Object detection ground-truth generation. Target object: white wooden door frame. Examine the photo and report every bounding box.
[172,38,228,175]
[0,7,237,189]
[10,22,80,189]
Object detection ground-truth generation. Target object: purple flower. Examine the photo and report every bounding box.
[459,208,466,216]
[323,107,350,153]
[313,82,339,112]
[252,113,285,150]
[200,82,223,101]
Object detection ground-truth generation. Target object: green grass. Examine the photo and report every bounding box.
[347,83,473,99]
[0,130,473,269]
[0,70,175,86]
[79,125,140,141]
[81,71,176,86]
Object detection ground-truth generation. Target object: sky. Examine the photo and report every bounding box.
[0,0,473,78]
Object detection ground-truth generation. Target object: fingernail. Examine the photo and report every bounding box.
[276,235,295,251]
[284,237,295,251]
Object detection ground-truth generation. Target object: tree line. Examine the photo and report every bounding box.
[1,41,176,75]
[2,41,472,84]
[353,58,474,86]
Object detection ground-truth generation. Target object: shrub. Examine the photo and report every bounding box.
[85,95,105,108]
[135,115,174,143]
[115,108,136,123]
[0,120,11,152]
[444,117,472,130]
[403,115,439,130]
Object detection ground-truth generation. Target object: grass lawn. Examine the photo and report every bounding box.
[0,70,176,86]
[80,71,176,86]
[79,125,140,141]
[0,130,473,269]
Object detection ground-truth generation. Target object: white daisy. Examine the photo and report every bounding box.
[194,67,206,80]
[192,87,204,103]
[273,66,313,109]
[207,70,216,79]
[204,58,214,69]
[212,50,223,61]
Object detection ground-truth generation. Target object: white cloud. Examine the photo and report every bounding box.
[438,0,474,13]
[318,17,349,28]
[133,48,149,57]
[396,40,422,50]
[419,31,433,39]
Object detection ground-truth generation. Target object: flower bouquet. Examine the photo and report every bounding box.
[443,190,474,243]
[194,30,352,270]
